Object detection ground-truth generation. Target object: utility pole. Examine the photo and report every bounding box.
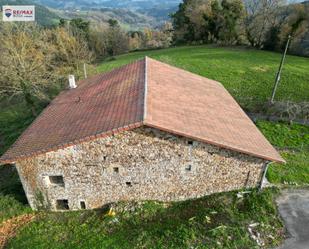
[83,63,87,79]
[270,35,291,104]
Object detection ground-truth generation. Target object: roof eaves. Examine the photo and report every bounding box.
[143,122,285,164]
[0,122,144,165]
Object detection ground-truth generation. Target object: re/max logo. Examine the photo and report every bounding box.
[3,5,35,22]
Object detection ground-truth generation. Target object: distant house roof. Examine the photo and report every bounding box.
[0,57,285,164]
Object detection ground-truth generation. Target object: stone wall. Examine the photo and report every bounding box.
[15,127,266,211]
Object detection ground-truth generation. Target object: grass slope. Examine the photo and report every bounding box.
[267,151,309,184]
[0,166,31,223]
[97,46,309,112]
[7,189,283,249]
[0,103,35,156]
[256,121,309,149]
[257,121,309,185]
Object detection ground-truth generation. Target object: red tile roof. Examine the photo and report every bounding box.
[0,60,145,163]
[145,58,284,163]
[0,57,285,164]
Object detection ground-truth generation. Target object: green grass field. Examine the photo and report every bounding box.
[257,121,309,185]
[1,45,308,248]
[0,103,35,156]
[97,45,309,112]
[7,188,283,249]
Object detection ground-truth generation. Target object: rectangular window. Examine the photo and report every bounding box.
[56,199,69,210]
[80,201,86,210]
[49,175,64,186]
[185,165,192,172]
[126,182,132,187]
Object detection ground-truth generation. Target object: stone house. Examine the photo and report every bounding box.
[0,57,284,211]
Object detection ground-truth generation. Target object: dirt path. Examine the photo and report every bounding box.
[0,214,35,249]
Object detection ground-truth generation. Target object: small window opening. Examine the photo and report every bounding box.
[49,175,64,186]
[56,199,69,210]
[188,141,193,145]
[103,156,107,161]
[185,165,192,172]
[80,201,86,209]
[126,182,132,187]
[113,167,119,173]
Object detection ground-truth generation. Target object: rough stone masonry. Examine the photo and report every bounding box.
[15,127,265,211]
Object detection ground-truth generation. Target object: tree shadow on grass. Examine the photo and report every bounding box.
[0,165,28,204]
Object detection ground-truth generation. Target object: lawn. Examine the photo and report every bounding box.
[97,45,309,112]
[0,103,35,156]
[267,151,309,185]
[257,121,309,185]
[7,188,283,249]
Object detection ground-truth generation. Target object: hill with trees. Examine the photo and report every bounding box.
[53,8,156,30]
[33,0,180,26]
[33,0,181,10]
[0,0,176,28]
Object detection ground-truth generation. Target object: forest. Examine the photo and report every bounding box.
[172,0,309,56]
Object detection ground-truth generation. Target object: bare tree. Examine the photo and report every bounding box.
[244,0,287,48]
[0,23,57,115]
[0,23,92,115]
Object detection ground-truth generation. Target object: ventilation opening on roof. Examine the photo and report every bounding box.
[80,201,86,210]
[126,182,132,187]
[49,176,64,186]
[113,167,119,173]
[185,165,192,172]
[56,199,69,210]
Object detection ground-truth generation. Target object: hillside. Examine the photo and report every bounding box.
[53,8,155,30]
[0,0,60,26]
[34,0,180,26]
[0,0,177,28]
[33,0,181,10]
